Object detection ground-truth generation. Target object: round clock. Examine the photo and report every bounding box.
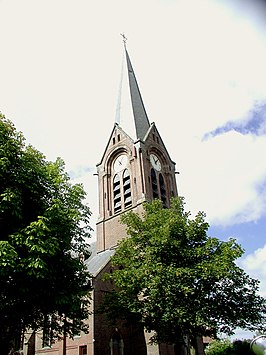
[113,154,128,172]
[150,153,161,171]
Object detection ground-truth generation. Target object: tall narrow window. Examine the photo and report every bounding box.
[123,169,132,209]
[110,330,124,355]
[159,174,167,207]
[113,174,121,213]
[151,169,158,199]
[79,345,87,355]
[72,318,81,337]
[42,315,52,348]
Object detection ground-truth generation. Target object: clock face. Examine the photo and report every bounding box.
[114,154,128,172]
[150,153,161,171]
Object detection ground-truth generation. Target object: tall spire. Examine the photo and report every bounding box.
[115,36,150,141]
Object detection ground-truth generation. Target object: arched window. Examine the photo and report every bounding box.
[113,174,121,213]
[159,173,167,207]
[110,329,124,355]
[123,169,132,209]
[151,168,158,199]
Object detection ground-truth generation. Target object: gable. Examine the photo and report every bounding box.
[144,123,176,166]
[96,123,134,170]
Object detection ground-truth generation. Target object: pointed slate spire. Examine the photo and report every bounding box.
[115,40,150,141]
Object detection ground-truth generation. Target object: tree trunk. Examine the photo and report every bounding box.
[2,344,10,355]
[174,342,188,355]
[63,334,67,355]
[63,318,67,355]
[173,335,206,355]
[1,337,13,355]
[194,337,205,355]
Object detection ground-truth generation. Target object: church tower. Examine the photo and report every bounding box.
[23,40,180,355]
[96,41,178,253]
[22,40,179,355]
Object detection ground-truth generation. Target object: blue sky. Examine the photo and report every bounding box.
[1,0,266,339]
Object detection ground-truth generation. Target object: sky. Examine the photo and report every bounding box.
[1,0,266,340]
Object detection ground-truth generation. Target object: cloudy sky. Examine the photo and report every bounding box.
[1,0,266,339]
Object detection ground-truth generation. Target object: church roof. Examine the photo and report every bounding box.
[115,44,150,141]
[85,246,115,277]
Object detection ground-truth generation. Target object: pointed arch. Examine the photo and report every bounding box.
[109,329,124,355]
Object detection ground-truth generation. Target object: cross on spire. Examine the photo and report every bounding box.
[120,33,127,47]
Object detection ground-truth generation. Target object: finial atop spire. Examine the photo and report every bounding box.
[120,33,127,47]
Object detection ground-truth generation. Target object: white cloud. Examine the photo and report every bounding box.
[177,130,266,226]
[229,243,266,339]
[239,244,266,297]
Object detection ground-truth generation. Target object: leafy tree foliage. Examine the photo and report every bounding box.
[205,339,253,355]
[0,114,92,353]
[103,197,266,350]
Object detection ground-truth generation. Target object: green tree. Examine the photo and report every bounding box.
[205,339,253,355]
[103,197,266,354]
[0,114,92,354]
[205,339,233,355]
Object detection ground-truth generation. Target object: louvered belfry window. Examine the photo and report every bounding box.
[113,174,122,213]
[159,173,167,207]
[151,168,159,199]
[123,169,132,208]
[113,170,132,213]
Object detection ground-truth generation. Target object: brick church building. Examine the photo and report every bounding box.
[23,42,185,355]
